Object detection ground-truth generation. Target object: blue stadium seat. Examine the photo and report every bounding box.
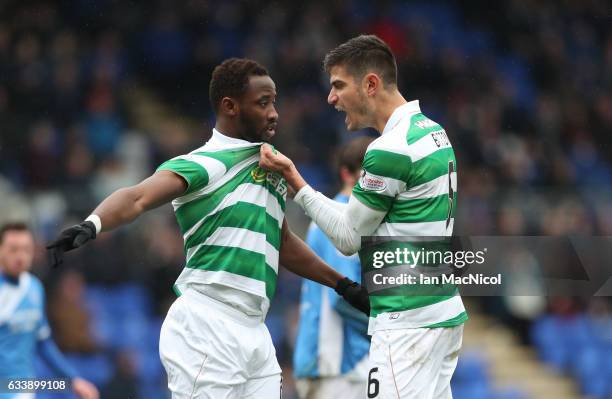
[531,316,567,370]
[452,383,491,399]
[562,315,593,350]
[452,350,489,384]
[64,353,114,387]
[533,313,612,399]
[493,387,530,399]
[495,56,535,109]
[113,283,153,317]
[579,371,610,399]
[84,285,115,347]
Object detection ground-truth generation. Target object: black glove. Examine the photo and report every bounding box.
[46,221,97,268]
[335,277,370,316]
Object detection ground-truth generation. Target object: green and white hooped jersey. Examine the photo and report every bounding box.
[157,129,287,318]
[354,100,468,332]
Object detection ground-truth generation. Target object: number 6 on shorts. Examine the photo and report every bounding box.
[367,367,380,398]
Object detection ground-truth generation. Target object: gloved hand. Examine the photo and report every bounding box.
[46,221,97,268]
[335,277,370,316]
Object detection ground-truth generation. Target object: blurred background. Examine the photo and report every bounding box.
[0,0,611,398]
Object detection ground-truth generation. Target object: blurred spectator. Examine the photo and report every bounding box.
[47,270,98,353]
[101,352,140,399]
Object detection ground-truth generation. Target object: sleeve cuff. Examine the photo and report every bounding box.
[294,185,315,208]
[85,214,102,234]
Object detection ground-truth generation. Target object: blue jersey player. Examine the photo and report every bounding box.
[294,137,373,399]
[0,223,99,399]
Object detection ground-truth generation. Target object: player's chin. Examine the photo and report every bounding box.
[344,114,357,131]
[260,128,276,142]
[345,121,359,131]
[346,117,365,131]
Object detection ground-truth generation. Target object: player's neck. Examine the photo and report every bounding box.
[214,121,243,140]
[340,185,352,196]
[373,89,407,134]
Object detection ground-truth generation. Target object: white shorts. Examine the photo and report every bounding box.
[367,325,464,399]
[295,376,366,399]
[159,290,282,399]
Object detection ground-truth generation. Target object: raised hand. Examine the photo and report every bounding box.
[259,144,293,174]
[46,221,97,268]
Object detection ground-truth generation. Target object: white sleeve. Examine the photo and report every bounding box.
[294,185,386,255]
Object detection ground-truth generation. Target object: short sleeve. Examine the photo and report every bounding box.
[157,156,210,195]
[352,149,409,212]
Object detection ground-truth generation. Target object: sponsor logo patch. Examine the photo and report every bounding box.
[389,313,400,320]
[431,129,450,148]
[415,119,438,128]
[251,166,267,182]
[360,171,387,192]
[251,166,288,196]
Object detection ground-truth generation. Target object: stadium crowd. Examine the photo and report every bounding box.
[0,1,610,398]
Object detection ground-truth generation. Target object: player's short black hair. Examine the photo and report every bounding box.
[209,58,269,113]
[323,34,398,87]
[338,136,375,174]
[0,222,31,244]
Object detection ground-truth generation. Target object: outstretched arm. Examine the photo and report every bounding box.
[92,170,186,231]
[37,337,78,379]
[47,171,187,267]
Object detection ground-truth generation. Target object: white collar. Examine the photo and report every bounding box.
[382,100,421,135]
[212,128,259,145]
[0,272,31,324]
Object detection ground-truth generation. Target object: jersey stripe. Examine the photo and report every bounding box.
[408,130,452,162]
[183,202,282,253]
[175,269,267,299]
[185,246,278,299]
[370,292,458,314]
[157,159,209,195]
[352,188,394,211]
[177,154,226,181]
[187,226,279,272]
[172,154,259,207]
[361,149,411,182]
[398,172,457,200]
[384,192,457,223]
[375,219,454,236]
[368,296,466,333]
[410,147,456,187]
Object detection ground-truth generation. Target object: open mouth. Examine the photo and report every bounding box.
[266,124,277,134]
[335,107,349,125]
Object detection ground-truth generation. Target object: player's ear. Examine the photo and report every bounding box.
[339,166,354,185]
[220,97,239,116]
[364,73,380,97]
